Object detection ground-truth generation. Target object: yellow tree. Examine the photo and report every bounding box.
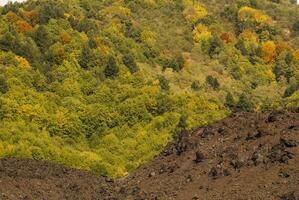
[238,6,272,25]
[140,30,157,47]
[293,50,299,62]
[261,41,277,63]
[192,24,212,43]
[15,56,32,70]
[239,30,259,43]
[183,3,208,24]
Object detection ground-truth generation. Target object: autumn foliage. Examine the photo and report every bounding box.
[276,42,292,55]
[6,11,19,22]
[238,6,272,25]
[239,30,259,43]
[294,50,299,62]
[183,3,208,24]
[21,10,39,25]
[192,24,212,43]
[220,32,235,43]
[15,20,33,33]
[261,41,277,63]
[60,32,72,44]
[15,56,32,70]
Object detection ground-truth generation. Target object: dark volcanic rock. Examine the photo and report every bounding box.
[268,143,294,164]
[208,167,219,178]
[280,192,297,200]
[281,138,297,148]
[194,151,205,164]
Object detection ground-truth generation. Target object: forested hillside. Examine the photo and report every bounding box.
[0,0,298,178]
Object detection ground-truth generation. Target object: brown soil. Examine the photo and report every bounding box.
[1,111,299,200]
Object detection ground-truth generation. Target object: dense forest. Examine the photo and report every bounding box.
[0,0,298,178]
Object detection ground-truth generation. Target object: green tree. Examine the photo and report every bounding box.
[33,25,54,53]
[104,56,119,77]
[122,54,139,73]
[158,76,170,91]
[168,55,184,72]
[225,92,235,110]
[273,58,293,82]
[206,75,220,90]
[39,1,65,24]
[0,32,15,51]
[285,52,293,65]
[293,21,299,32]
[284,83,299,98]
[235,94,253,112]
[76,18,98,33]
[208,36,223,58]
[0,75,8,94]
[79,44,93,69]
[191,81,201,91]
[45,43,66,65]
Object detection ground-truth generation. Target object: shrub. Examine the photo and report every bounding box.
[208,36,223,58]
[0,75,8,94]
[206,75,220,89]
[284,84,299,98]
[225,92,235,110]
[292,21,299,32]
[235,94,253,112]
[158,76,170,91]
[191,81,201,91]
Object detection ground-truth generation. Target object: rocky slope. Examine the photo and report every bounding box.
[0,111,298,200]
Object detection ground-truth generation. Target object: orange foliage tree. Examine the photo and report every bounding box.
[15,20,33,33]
[276,42,292,55]
[21,10,39,25]
[60,32,72,44]
[220,32,235,43]
[6,11,19,22]
[294,50,299,62]
[261,41,277,63]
